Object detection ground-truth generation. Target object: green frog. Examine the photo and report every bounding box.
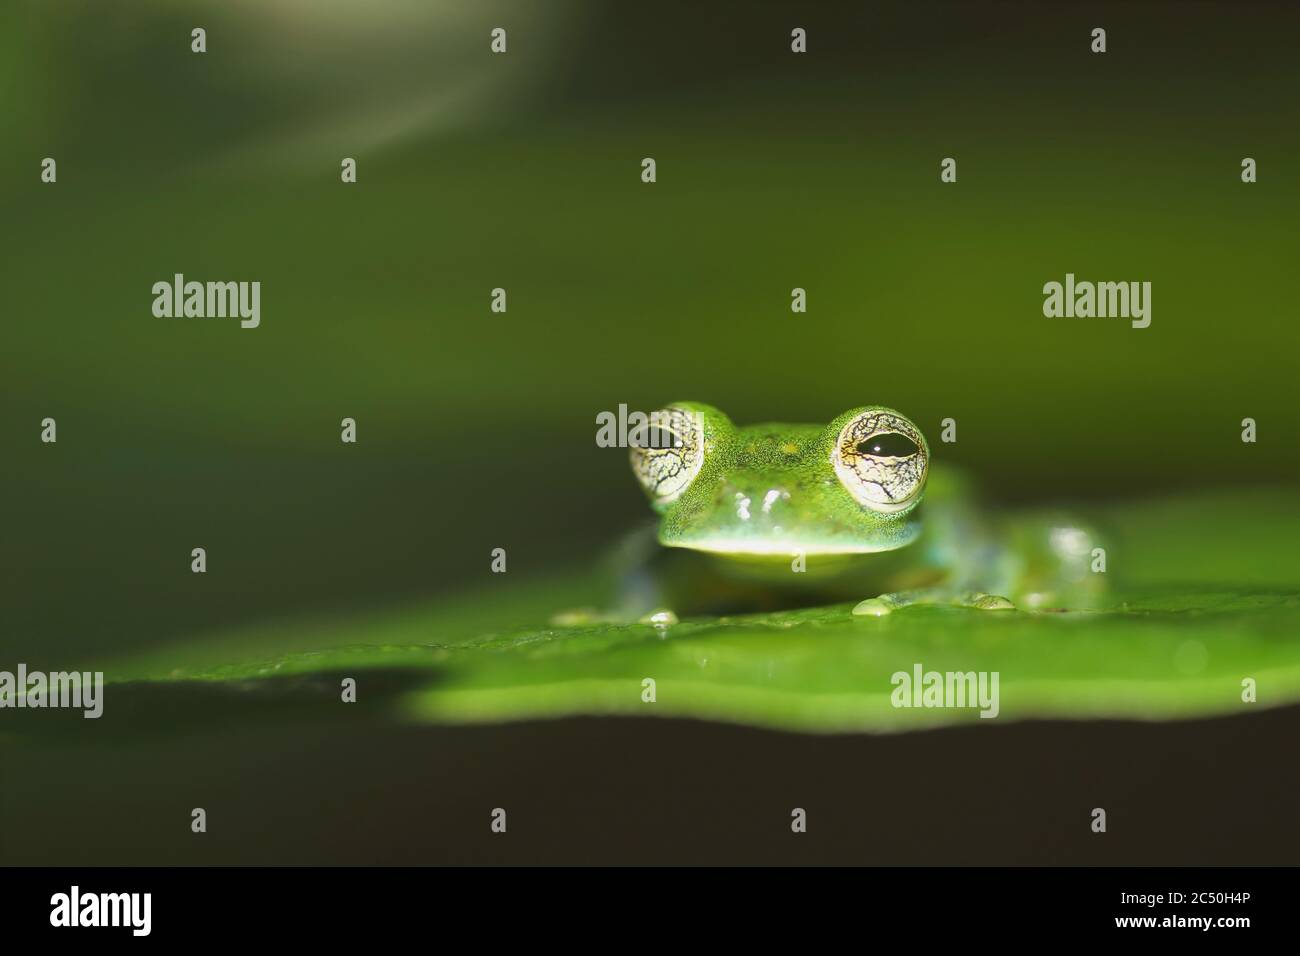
[580,402,1103,623]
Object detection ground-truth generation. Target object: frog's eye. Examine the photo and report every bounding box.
[629,407,705,504]
[832,410,928,513]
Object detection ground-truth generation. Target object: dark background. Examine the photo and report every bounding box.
[7,707,1298,864]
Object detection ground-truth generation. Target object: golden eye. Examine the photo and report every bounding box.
[832,410,928,513]
[629,407,704,504]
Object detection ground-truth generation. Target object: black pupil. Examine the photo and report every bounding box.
[857,432,917,458]
[635,425,680,450]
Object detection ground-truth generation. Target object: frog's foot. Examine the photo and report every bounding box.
[637,608,679,627]
[852,589,1015,616]
[960,591,1016,611]
[551,606,680,627]
[851,595,904,617]
[550,607,613,627]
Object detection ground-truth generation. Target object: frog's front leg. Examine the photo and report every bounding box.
[550,528,731,626]
[852,588,1015,617]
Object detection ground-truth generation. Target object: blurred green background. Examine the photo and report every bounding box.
[2,1,1299,864]
[4,0,1298,666]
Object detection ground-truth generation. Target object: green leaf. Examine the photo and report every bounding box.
[62,490,1300,735]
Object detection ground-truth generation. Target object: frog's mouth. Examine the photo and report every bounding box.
[663,524,921,558]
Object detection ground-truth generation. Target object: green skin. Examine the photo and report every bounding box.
[593,402,1103,622]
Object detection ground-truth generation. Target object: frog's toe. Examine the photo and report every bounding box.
[638,608,679,627]
[551,607,604,626]
[852,596,897,617]
[966,592,1016,611]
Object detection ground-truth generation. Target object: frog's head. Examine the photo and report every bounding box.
[629,402,929,557]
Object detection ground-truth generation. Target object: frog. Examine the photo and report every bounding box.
[564,402,1104,624]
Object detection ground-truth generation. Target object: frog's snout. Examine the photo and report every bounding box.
[716,481,794,529]
[662,478,809,555]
